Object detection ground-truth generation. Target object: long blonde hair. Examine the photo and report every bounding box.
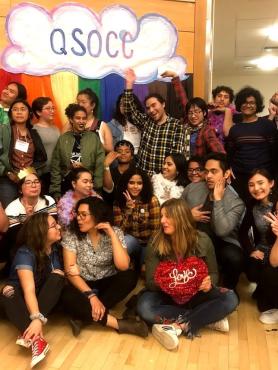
[153,198,198,257]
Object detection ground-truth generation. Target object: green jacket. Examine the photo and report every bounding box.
[145,230,219,291]
[49,131,105,197]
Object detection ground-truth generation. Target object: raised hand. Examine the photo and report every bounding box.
[21,198,34,216]
[264,212,278,236]
[123,190,135,209]
[125,68,136,89]
[95,222,114,237]
[213,178,226,201]
[104,151,120,167]
[160,70,178,79]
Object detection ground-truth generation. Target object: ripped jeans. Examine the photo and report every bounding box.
[0,272,65,333]
[137,287,238,337]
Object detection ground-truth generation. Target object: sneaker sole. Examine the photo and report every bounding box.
[259,316,278,324]
[31,343,50,368]
[152,326,179,350]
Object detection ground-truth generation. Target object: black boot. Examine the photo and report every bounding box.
[69,319,83,337]
[117,318,148,338]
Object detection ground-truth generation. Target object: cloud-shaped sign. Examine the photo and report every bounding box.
[1,3,187,83]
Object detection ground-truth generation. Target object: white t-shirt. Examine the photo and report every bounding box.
[5,195,57,227]
[122,121,141,155]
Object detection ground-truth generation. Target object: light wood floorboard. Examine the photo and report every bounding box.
[0,275,277,370]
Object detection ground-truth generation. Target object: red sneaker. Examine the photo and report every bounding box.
[31,337,49,368]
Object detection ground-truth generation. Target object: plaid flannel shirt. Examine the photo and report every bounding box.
[113,196,160,243]
[172,76,225,158]
[123,90,186,175]
[194,125,225,157]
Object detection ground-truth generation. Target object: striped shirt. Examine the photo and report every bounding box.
[123,90,186,175]
[226,117,277,174]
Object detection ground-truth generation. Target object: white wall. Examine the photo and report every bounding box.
[212,73,278,116]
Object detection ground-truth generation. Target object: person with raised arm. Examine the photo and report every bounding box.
[123,68,185,175]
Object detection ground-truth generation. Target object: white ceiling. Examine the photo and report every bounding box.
[213,0,278,75]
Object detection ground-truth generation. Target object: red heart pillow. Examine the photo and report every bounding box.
[154,256,208,304]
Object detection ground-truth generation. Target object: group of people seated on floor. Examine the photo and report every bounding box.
[0,68,278,368]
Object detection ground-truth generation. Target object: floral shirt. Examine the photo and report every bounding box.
[62,227,126,281]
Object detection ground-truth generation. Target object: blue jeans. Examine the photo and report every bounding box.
[124,234,146,269]
[137,287,238,336]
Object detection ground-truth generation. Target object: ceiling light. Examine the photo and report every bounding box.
[244,65,254,69]
[251,55,278,71]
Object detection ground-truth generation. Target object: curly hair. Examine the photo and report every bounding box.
[115,167,154,209]
[212,85,234,103]
[235,86,264,113]
[65,103,87,120]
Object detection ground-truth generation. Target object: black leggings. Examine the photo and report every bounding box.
[61,269,137,325]
[0,272,65,333]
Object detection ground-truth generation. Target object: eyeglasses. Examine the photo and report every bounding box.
[242,101,256,107]
[23,179,40,186]
[48,222,60,229]
[188,168,202,174]
[188,109,203,116]
[76,212,92,219]
[42,106,55,111]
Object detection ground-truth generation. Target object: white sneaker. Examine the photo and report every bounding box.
[259,309,278,324]
[207,317,229,332]
[152,324,182,350]
[16,335,32,348]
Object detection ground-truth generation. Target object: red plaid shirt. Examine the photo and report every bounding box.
[172,76,225,158]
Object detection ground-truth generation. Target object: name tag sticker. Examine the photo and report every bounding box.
[15,139,29,153]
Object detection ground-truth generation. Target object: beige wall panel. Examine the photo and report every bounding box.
[10,0,195,32]
[176,31,194,73]
[0,1,11,16]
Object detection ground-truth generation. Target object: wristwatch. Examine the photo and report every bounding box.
[104,166,110,171]
[83,289,99,299]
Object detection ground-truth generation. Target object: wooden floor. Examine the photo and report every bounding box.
[0,275,278,370]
